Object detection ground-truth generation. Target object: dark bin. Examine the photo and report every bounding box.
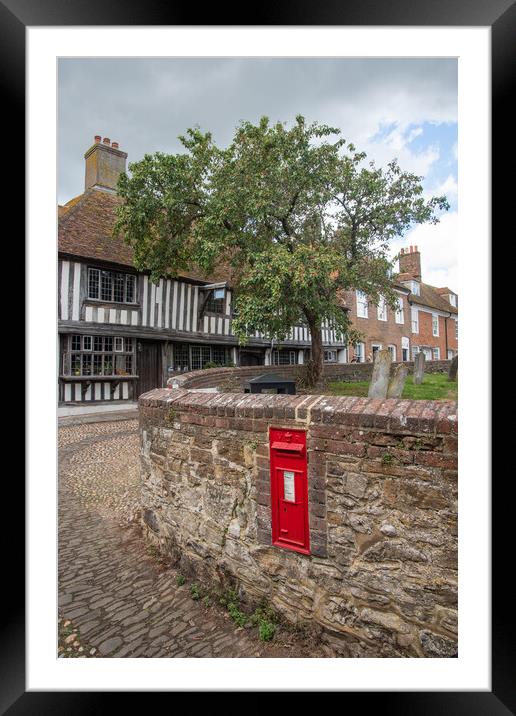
[246,373,296,395]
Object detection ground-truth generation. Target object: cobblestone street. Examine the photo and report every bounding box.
[58,417,324,658]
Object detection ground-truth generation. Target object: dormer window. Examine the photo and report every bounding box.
[409,280,420,296]
[199,283,227,317]
[206,288,225,314]
[449,293,457,307]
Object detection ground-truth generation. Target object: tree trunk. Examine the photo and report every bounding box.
[305,313,324,388]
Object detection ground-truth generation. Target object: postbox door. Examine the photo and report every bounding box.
[276,467,306,546]
[269,428,310,554]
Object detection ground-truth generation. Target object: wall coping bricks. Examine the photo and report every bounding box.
[140,389,457,436]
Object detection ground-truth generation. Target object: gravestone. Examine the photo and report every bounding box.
[368,349,392,398]
[387,363,409,398]
[448,355,458,381]
[413,352,425,385]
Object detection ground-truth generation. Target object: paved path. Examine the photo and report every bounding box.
[58,419,323,658]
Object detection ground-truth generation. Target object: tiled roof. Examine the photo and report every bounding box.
[58,188,232,284]
[410,283,458,314]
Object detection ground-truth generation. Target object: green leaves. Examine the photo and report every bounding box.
[114,115,449,380]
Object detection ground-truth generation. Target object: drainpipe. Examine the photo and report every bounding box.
[444,311,452,358]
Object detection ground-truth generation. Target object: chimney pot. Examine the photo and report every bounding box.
[111,141,119,149]
[94,135,101,143]
[103,137,110,145]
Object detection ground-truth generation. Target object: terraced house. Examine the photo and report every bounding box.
[58,137,348,405]
[341,245,458,365]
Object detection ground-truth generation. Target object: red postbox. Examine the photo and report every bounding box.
[269,427,310,555]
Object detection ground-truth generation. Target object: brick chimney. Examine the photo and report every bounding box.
[399,245,422,281]
[84,136,128,192]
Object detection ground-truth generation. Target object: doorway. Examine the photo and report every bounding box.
[136,340,162,398]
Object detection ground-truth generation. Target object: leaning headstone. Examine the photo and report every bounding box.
[413,351,425,385]
[448,355,458,381]
[387,363,409,398]
[368,349,392,398]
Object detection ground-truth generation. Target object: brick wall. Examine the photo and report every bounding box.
[139,389,458,657]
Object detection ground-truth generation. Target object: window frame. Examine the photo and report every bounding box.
[356,290,368,319]
[87,267,138,305]
[411,307,419,334]
[377,296,387,322]
[68,334,136,378]
[432,313,439,337]
[395,296,404,324]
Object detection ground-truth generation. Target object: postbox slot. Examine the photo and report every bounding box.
[269,427,310,555]
[270,441,304,453]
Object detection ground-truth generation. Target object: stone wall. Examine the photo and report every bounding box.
[167,359,453,393]
[139,389,458,658]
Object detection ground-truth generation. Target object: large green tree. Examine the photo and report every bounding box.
[115,116,449,385]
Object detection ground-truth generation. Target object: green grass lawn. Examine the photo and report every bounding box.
[327,372,458,401]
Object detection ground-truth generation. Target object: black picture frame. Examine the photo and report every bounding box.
[6,0,510,710]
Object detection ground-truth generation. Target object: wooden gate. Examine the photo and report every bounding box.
[136,340,162,399]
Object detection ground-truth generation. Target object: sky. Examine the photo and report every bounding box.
[58,58,457,290]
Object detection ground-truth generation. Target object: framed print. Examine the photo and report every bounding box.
[4,0,512,710]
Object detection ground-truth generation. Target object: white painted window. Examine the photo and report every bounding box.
[411,307,419,334]
[354,342,365,362]
[356,291,368,318]
[447,349,454,359]
[411,281,420,295]
[412,345,420,359]
[114,337,124,352]
[377,296,387,321]
[395,297,404,324]
[371,344,382,360]
[433,347,440,360]
[449,293,457,307]
[387,344,396,361]
[324,349,337,363]
[432,314,439,337]
[401,337,410,361]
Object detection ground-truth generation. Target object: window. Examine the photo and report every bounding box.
[272,350,298,365]
[412,345,420,360]
[87,268,137,304]
[411,307,419,334]
[455,319,458,340]
[205,290,225,314]
[395,297,404,324]
[212,346,229,365]
[449,293,457,307]
[377,296,387,321]
[354,342,365,362]
[401,337,410,362]
[432,314,439,337]
[447,349,454,360]
[174,344,190,371]
[324,349,337,363]
[191,346,212,370]
[387,345,396,361]
[433,347,440,360]
[356,291,368,318]
[68,334,135,377]
[410,281,420,296]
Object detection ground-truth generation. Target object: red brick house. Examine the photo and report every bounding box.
[343,245,458,364]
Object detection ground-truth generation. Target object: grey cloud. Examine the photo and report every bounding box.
[58,58,457,204]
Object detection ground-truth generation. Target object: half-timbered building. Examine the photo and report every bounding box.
[58,136,348,405]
